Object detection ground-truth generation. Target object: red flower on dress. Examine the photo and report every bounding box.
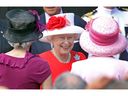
[46,16,67,30]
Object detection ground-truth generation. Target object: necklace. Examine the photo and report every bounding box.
[51,49,71,63]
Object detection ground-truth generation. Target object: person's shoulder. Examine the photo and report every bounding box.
[71,50,84,55]
[27,52,48,64]
[81,9,97,22]
[40,13,45,17]
[39,51,51,57]
[39,13,46,24]
[73,14,87,28]
[71,58,86,71]
[115,7,128,16]
[117,7,128,12]
[77,52,86,58]
[118,59,128,65]
[25,53,50,73]
[39,51,54,62]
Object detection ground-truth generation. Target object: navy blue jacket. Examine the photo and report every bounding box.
[119,26,128,61]
[0,20,13,53]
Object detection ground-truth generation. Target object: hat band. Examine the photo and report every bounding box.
[89,22,119,46]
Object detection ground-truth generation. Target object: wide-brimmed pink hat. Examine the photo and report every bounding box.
[80,16,127,56]
[40,13,85,43]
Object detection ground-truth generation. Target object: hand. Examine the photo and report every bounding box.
[124,74,128,80]
[86,76,114,89]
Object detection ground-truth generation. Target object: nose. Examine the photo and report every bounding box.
[62,38,71,44]
[63,39,69,43]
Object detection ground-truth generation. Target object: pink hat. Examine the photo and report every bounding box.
[80,16,127,56]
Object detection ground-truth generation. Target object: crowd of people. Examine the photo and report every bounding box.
[0,6,128,89]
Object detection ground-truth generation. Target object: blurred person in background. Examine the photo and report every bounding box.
[53,72,87,89]
[0,18,13,53]
[105,80,128,89]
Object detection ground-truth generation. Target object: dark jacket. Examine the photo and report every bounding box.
[0,19,13,53]
[119,26,128,61]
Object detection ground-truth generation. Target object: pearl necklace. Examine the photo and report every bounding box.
[51,49,71,63]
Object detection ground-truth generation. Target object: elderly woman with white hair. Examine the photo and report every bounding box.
[39,13,87,84]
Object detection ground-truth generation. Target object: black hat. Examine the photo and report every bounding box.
[4,9,43,43]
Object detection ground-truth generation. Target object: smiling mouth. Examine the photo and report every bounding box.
[61,46,70,49]
[63,47,71,51]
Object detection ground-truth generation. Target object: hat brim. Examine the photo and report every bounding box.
[80,31,127,56]
[40,25,85,43]
[4,29,43,43]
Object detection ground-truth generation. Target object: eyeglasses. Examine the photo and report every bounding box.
[54,35,75,42]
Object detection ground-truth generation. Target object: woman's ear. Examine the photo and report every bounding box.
[47,36,52,42]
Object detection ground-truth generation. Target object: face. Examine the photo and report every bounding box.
[43,7,61,16]
[51,34,77,54]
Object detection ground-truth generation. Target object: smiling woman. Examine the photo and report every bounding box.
[50,34,76,63]
[39,13,87,84]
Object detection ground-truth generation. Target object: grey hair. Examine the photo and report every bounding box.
[8,41,32,49]
[53,72,87,89]
[105,80,128,89]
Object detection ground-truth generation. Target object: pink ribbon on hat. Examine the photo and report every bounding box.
[28,10,40,20]
[86,19,120,46]
[36,21,46,32]
[28,10,46,32]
